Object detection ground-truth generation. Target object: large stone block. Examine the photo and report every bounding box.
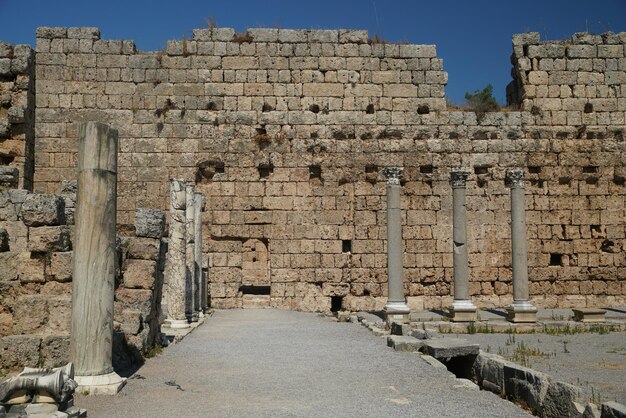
[0,312,12,336]
[135,208,165,238]
[48,251,72,282]
[542,380,585,418]
[127,237,161,260]
[13,294,49,334]
[123,259,157,290]
[422,338,479,360]
[0,252,30,282]
[0,335,41,369]
[41,335,70,368]
[601,402,626,418]
[46,295,71,332]
[17,255,45,283]
[20,193,65,226]
[503,363,551,415]
[27,226,71,252]
[386,335,423,352]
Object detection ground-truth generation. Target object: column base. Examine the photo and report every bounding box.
[75,372,126,395]
[449,300,477,322]
[198,311,205,318]
[384,302,410,324]
[190,312,199,323]
[506,301,538,323]
[164,318,190,329]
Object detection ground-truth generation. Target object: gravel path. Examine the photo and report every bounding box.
[457,330,626,405]
[77,309,528,417]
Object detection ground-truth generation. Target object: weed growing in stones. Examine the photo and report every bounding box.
[467,322,476,334]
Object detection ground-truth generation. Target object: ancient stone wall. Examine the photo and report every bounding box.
[0,42,35,190]
[28,27,626,312]
[0,183,166,370]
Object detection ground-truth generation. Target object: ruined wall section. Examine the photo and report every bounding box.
[0,42,35,190]
[508,31,626,140]
[0,183,166,370]
[32,27,625,312]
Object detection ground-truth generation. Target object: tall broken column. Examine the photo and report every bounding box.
[505,169,537,323]
[70,121,125,394]
[194,192,205,317]
[449,170,477,322]
[165,179,190,329]
[185,184,197,322]
[381,167,410,323]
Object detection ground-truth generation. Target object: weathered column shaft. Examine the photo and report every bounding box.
[185,185,196,321]
[381,167,409,321]
[166,179,189,328]
[451,171,469,301]
[70,122,117,377]
[506,169,537,323]
[193,192,203,316]
[508,170,529,302]
[449,170,476,322]
[387,179,404,304]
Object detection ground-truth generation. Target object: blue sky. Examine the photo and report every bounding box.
[1,0,625,104]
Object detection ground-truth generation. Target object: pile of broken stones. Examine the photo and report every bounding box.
[0,363,86,417]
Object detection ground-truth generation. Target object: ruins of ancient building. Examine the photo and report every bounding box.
[1,27,625,369]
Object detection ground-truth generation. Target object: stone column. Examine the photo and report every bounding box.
[193,192,204,317]
[381,167,410,322]
[165,179,190,329]
[185,185,197,322]
[70,122,125,394]
[505,169,537,323]
[449,170,477,322]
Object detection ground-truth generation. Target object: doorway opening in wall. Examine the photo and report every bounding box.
[331,296,343,313]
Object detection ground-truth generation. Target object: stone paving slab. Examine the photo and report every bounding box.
[76,309,529,417]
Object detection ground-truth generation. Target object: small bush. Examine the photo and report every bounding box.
[464,84,500,120]
[233,32,254,43]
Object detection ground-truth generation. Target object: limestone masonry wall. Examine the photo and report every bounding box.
[0,183,167,370]
[0,27,621,320]
[0,41,35,190]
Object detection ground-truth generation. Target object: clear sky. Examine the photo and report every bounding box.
[1,0,625,104]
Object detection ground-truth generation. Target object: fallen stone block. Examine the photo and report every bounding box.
[20,193,65,226]
[390,321,412,336]
[356,311,384,328]
[411,329,434,340]
[387,335,423,352]
[584,403,601,418]
[422,338,479,360]
[543,380,585,418]
[473,351,517,395]
[503,363,551,415]
[601,402,626,418]
[420,354,448,370]
[454,378,479,391]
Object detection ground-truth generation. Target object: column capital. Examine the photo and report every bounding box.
[450,170,469,188]
[381,167,403,185]
[505,169,525,188]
